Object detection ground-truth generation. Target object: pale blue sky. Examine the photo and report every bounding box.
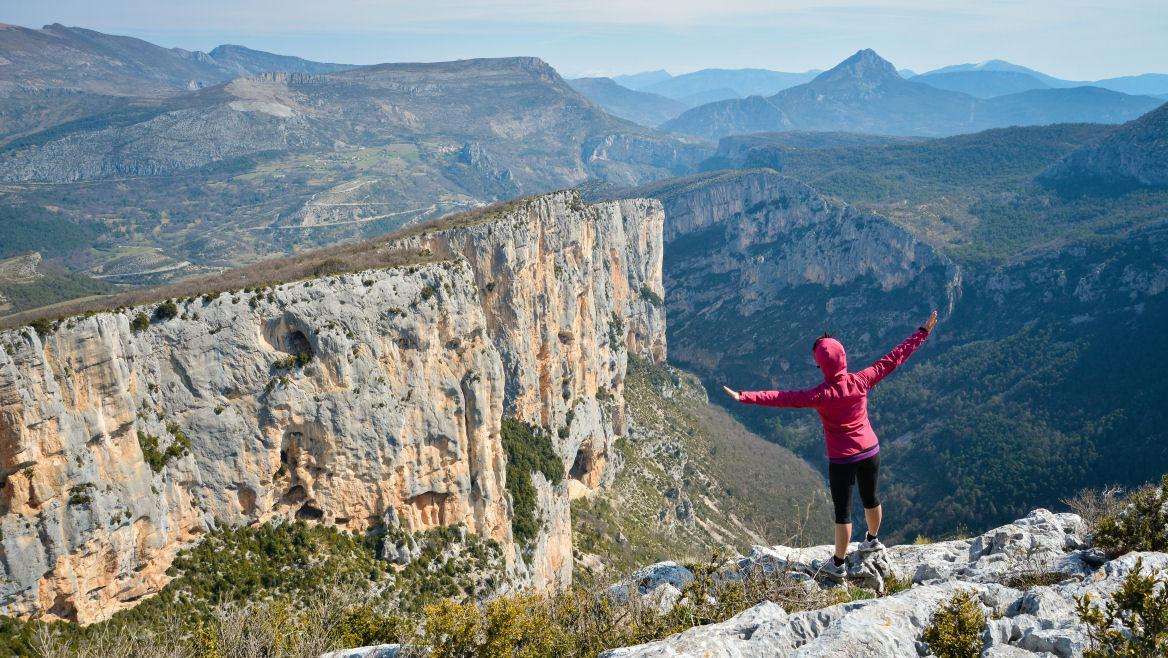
[2,1,1165,79]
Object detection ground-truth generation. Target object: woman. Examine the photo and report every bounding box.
[722,311,937,580]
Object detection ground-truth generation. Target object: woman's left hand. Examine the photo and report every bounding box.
[922,310,938,334]
[721,385,741,401]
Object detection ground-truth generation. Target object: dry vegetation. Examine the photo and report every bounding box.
[16,551,879,658]
[1063,485,1127,532]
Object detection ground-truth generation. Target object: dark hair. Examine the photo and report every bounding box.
[812,332,833,352]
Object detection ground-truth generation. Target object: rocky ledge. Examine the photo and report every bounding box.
[603,509,1132,657]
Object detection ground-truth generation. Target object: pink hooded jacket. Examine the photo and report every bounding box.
[739,328,929,462]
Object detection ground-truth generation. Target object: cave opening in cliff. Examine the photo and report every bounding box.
[263,317,314,362]
[284,329,311,356]
[282,484,307,505]
[296,503,325,520]
[569,445,595,483]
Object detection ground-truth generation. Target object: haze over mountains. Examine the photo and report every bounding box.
[660,49,1163,139]
[574,53,1168,133]
[566,77,688,127]
[616,68,821,104]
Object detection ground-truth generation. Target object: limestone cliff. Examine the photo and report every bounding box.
[391,191,667,589]
[0,190,665,622]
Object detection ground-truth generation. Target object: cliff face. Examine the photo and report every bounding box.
[632,170,957,393]
[394,192,667,588]
[1040,100,1168,190]
[0,190,665,621]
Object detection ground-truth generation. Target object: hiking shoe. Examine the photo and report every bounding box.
[858,537,886,554]
[814,558,847,582]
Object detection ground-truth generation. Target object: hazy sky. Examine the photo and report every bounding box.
[3,1,1165,79]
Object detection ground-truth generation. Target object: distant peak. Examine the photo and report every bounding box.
[816,49,900,84]
[843,49,894,68]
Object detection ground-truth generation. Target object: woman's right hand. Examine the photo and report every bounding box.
[721,385,741,401]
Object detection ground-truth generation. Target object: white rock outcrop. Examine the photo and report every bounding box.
[604,509,1144,658]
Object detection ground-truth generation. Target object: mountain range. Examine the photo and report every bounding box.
[0,23,352,97]
[566,77,688,127]
[661,49,1163,139]
[612,67,819,100]
[573,68,823,124]
[0,25,708,305]
[594,56,1167,132]
[617,58,1168,105]
[911,60,1168,99]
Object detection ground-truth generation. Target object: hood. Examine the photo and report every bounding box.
[814,337,848,380]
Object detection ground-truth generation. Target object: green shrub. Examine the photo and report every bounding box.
[28,317,55,338]
[166,521,390,605]
[273,355,298,370]
[130,313,150,332]
[607,313,624,346]
[137,426,188,473]
[67,484,94,506]
[882,572,913,596]
[0,615,44,657]
[274,350,313,371]
[137,431,164,472]
[640,285,664,308]
[501,418,564,544]
[392,525,506,615]
[165,422,191,454]
[921,590,987,658]
[153,299,179,322]
[1077,557,1168,657]
[1094,475,1168,557]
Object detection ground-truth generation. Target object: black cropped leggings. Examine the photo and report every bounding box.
[828,454,880,524]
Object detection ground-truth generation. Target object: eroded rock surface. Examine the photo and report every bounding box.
[605,510,1142,658]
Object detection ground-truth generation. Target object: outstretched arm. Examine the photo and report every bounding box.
[722,384,821,408]
[856,311,937,389]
